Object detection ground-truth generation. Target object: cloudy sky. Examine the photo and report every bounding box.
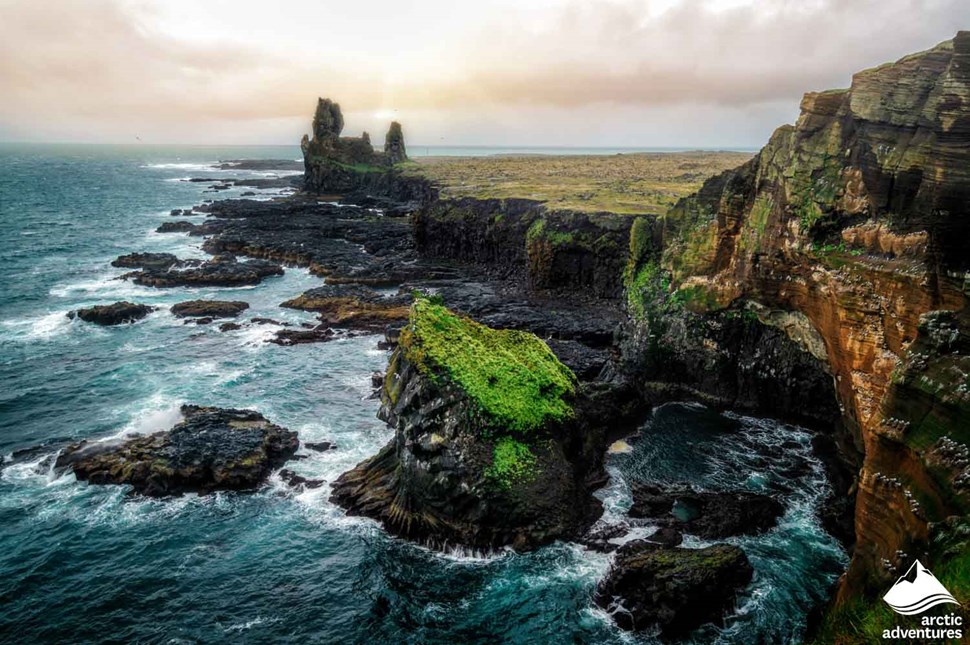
[0,0,966,147]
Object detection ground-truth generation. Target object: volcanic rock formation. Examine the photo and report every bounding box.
[55,405,299,496]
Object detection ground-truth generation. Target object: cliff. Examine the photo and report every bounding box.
[622,32,970,635]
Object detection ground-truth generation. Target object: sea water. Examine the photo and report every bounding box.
[0,143,844,643]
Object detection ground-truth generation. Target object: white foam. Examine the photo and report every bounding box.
[0,310,74,342]
[101,397,185,442]
[223,616,280,633]
[141,162,221,172]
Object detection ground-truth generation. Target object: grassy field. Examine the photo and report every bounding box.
[401,151,753,215]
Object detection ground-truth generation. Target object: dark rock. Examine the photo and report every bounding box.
[214,159,304,171]
[251,317,289,326]
[384,121,407,163]
[111,252,178,271]
[54,405,298,496]
[171,300,250,318]
[241,191,257,197]
[184,317,214,325]
[311,98,344,140]
[581,523,630,553]
[124,255,283,288]
[629,483,784,538]
[595,541,753,635]
[378,324,403,350]
[545,339,608,380]
[157,221,198,233]
[219,322,242,332]
[371,371,384,389]
[278,469,325,489]
[270,327,336,346]
[646,527,683,547]
[68,302,155,326]
[304,441,336,452]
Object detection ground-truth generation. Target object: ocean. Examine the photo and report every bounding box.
[0,143,844,643]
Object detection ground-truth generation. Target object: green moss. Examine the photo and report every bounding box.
[527,217,577,247]
[808,598,896,645]
[666,221,719,282]
[401,298,576,434]
[738,194,774,253]
[670,284,721,312]
[625,217,656,284]
[485,437,538,488]
[331,160,386,174]
[626,261,671,321]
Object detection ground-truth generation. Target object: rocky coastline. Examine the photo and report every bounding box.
[50,30,969,641]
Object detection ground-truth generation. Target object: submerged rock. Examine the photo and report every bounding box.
[171,300,250,318]
[629,483,784,538]
[278,469,325,489]
[54,405,298,496]
[330,298,611,550]
[595,541,753,635]
[304,441,336,452]
[67,301,155,326]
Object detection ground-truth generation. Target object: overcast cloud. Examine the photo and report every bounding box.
[0,0,966,145]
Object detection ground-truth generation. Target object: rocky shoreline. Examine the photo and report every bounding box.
[49,30,970,641]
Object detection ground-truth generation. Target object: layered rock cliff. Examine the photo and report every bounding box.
[622,32,970,632]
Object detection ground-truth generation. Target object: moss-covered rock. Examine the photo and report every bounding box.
[400,298,575,434]
[595,541,753,635]
[330,299,614,550]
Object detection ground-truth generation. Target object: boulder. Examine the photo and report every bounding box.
[67,301,154,326]
[55,405,298,496]
[278,469,325,489]
[595,541,753,635]
[111,252,179,271]
[629,483,784,538]
[171,300,250,318]
[156,221,198,233]
[304,441,336,452]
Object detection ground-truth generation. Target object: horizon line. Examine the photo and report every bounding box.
[0,141,761,151]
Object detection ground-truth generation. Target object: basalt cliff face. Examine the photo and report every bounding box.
[622,33,970,627]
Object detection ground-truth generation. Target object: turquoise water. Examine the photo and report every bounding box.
[0,144,843,643]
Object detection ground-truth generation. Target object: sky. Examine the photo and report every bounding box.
[0,0,966,147]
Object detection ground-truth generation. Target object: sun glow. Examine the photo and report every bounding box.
[373,109,397,120]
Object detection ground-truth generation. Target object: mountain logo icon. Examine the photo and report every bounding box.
[883,560,960,615]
